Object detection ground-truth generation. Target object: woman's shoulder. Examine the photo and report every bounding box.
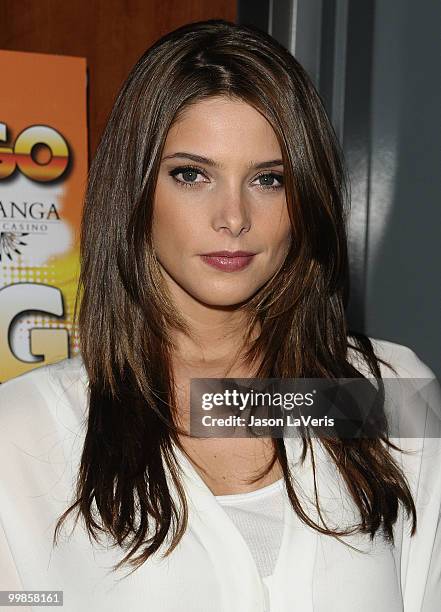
[348,334,437,380]
[0,357,89,532]
[0,353,87,402]
[0,354,88,440]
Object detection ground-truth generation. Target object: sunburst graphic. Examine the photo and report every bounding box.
[0,232,30,262]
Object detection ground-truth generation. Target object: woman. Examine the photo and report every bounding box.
[0,19,440,612]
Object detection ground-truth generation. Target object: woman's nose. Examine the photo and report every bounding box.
[211,186,251,237]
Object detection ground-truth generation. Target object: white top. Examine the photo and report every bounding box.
[214,478,285,578]
[0,337,440,612]
[215,479,285,612]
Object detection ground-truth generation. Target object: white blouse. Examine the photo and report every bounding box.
[0,337,440,612]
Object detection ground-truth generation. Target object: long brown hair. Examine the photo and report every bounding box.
[54,18,416,573]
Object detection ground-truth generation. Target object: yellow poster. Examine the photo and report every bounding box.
[0,50,87,382]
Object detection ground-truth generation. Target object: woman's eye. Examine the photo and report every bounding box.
[253,173,284,190]
[168,166,284,191]
[169,166,208,188]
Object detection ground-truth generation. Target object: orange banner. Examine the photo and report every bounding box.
[0,50,87,382]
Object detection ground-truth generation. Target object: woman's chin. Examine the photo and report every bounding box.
[191,287,257,308]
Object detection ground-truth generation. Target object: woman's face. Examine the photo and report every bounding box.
[152,96,292,309]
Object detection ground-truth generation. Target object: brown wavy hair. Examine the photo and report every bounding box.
[54,18,416,574]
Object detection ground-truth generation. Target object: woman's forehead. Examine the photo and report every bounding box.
[164,98,282,160]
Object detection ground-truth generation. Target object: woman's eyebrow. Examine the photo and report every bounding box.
[161,151,284,169]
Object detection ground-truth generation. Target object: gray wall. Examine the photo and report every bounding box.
[366,0,441,379]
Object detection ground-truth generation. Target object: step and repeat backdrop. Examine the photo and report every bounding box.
[0,50,87,382]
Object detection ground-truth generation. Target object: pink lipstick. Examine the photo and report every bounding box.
[200,250,256,272]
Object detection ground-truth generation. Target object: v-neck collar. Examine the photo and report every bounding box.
[169,436,320,611]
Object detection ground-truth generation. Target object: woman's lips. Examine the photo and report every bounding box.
[200,254,255,271]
